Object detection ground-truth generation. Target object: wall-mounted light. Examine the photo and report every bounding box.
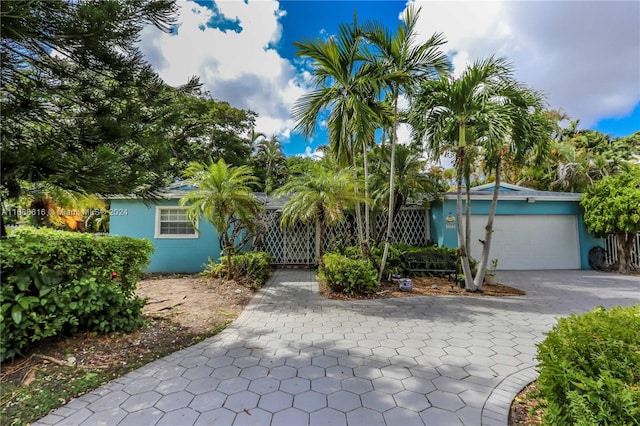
[526,197,536,204]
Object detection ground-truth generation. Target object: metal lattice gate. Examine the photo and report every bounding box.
[257,207,430,266]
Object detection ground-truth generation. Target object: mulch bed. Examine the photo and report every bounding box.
[320,275,526,300]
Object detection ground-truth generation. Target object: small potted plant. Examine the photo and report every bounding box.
[485,258,498,285]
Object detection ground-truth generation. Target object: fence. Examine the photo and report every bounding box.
[604,233,640,269]
[257,207,430,265]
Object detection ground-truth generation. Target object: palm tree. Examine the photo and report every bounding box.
[275,161,367,262]
[180,159,262,279]
[254,136,287,196]
[411,56,551,290]
[369,144,446,243]
[292,14,383,257]
[363,5,450,281]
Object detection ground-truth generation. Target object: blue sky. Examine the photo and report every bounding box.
[139,0,640,158]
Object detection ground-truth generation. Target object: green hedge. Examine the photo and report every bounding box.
[0,228,153,361]
[536,305,640,425]
[319,253,378,295]
[204,251,271,288]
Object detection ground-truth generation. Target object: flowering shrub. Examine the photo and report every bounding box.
[0,228,152,361]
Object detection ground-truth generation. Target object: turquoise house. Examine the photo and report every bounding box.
[430,182,600,270]
[110,184,221,273]
[110,182,600,272]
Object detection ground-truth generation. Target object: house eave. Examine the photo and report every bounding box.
[442,193,583,202]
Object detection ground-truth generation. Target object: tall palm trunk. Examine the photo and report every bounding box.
[457,124,476,291]
[351,139,368,257]
[474,154,502,289]
[378,91,399,282]
[363,143,371,244]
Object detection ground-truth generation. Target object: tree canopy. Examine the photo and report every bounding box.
[581,164,640,273]
[1,0,255,206]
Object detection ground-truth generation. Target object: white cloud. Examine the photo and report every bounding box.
[300,146,324,159]
[138,0,308,139]
[410,0,640,127]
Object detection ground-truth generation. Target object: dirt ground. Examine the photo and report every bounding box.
[137,274,254,334]
[1,272,535,424]
[0,275,255,409]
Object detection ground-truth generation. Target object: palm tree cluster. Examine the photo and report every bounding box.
[290,6,554,289]
[134,6,637,286]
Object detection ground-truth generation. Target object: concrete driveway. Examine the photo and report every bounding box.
[35,269,640,426]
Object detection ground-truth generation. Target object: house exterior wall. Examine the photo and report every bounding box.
[429,198,602,270]
[109,199,220,273]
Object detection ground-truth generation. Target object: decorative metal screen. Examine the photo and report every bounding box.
[323,218,353,253]
[258,208,430,265]
[374,208,429,246]
[391,208,430,246]
[260,209,315,265]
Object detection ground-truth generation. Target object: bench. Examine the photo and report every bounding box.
[403,251,459,282]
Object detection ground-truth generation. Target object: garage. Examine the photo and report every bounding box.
[469,214,581,270]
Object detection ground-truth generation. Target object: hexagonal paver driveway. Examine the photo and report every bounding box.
[34,269,640,426]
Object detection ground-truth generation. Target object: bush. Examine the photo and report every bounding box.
[2,227,152,296]
[204,251,271,288]
[371,244,406,277]
[341,243,408,277]
[536,305,640,425]
[341,244,462,278]
[319,253,378,295]
[0,228,152,361]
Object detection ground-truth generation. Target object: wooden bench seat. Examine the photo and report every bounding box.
[403,251,459,282]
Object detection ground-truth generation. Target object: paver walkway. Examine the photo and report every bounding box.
[35,269,639,426]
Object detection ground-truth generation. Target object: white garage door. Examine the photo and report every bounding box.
[469,215,580,270]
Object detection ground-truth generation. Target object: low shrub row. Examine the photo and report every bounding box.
[0,228,152,361]
[204,251,271,288]
[536,305,640,425]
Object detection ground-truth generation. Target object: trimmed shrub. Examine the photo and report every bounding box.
[204,251,271,288]
[536,305,640,425]
[2,227,152,296]
[0,228,152,361]
[319,253,378,295]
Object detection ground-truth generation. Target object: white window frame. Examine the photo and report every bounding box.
[154,206,198,239]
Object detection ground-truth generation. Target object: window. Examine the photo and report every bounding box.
[155,207,198,239]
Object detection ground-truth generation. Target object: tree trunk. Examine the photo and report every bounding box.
[474,155,502,289]
[1,214,6,239]
[317,210,326,265]
[352,142,368,258]
[616,232,636,274]
[378,91,399,283]
[30,199,51,228]
[465,171,472,258]
[363,143,371,248]
[224,235,233,280]
[456,125,476,291]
